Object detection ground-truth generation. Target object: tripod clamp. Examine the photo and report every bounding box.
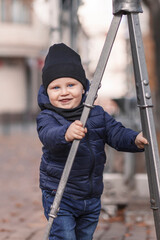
[113,0,143,15]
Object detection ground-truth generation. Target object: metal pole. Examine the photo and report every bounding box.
[127,12,160,240]
[113,1,160,238]
[43,14,122,240]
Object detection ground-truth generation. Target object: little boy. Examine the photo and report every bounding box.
[37,43,148,240]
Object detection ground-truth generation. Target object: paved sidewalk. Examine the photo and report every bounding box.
[0,132,156,240]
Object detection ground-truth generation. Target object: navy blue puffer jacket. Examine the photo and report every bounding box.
[37,85,142,200]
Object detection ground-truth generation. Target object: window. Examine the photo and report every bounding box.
[1,0,31,24]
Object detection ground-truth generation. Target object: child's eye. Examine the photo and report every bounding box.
[68,84,74,87]
[53,86,59,90]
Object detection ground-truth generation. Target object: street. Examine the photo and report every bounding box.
[0,129,156,240]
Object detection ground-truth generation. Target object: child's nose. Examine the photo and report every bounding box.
[61,87,68,95]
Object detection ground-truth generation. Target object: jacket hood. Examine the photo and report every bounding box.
[38,79,90,111]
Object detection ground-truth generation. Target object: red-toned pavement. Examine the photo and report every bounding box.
[0,132,156,240]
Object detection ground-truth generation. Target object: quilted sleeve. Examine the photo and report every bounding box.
[36,112,71,151]
[104,112,143,152]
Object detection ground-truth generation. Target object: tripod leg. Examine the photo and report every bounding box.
[81,14,122,120]
[43,14,122,240]
[128,12,160,240]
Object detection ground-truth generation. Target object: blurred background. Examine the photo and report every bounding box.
[0,0,160,239]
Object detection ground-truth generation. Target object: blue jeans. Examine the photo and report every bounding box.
[42,190,101,240]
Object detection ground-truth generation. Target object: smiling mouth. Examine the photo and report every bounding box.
[59,98,73,104]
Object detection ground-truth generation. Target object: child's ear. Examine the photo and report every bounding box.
[82,89,85,94]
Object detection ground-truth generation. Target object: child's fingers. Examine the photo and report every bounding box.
[65,121,87,141]
[72,130,85,140]
[143,138,149,145]
[75,134,85,140]
[75,128,86,136]
[74,120,83,126]
[135,132,149,149]
[140,136,149,145]
[74,125,87,139]
[74,121,87,133]
[137,137,149,149]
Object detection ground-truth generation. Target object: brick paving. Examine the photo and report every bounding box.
[0,130,157,240]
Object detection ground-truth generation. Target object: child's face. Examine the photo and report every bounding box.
[47,77,85,109]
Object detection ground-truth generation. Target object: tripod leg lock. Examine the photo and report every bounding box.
[48,207,60,219]
[48,213,57,219]
[137,104,153,109]
[113,0,143,15]
[83,103,94,108]
[150,199,159,210]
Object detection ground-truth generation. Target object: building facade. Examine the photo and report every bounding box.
[0,0,86,132]
[0,0,49,127]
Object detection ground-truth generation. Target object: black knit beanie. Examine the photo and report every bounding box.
[42,43,87,91]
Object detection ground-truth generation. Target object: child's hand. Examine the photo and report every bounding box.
[135,132,148,149]
[65,120,87,142]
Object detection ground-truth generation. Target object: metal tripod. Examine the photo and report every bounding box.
[43,0,160,239]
